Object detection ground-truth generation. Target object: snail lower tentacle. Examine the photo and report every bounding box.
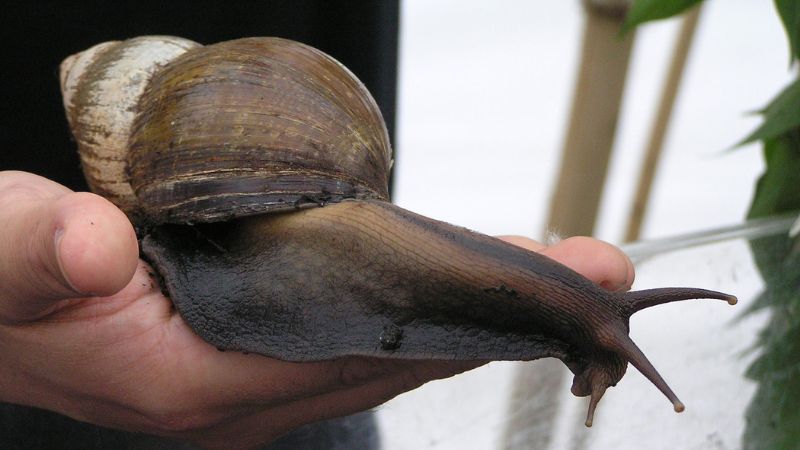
[140,199,735,424]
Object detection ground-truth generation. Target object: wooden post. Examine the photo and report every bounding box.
[623,5,703,242]
[545,0,635,238]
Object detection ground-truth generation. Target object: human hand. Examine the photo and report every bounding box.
[0,170,634,449]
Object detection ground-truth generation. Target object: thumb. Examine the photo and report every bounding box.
[0,172,138,323]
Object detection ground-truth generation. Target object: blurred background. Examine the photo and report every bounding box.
[380,1,797,449]
[394,0,791,242]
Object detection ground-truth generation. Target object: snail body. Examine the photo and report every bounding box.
[60,36,736,426]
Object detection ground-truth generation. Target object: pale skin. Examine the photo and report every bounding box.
[0,170,635,449]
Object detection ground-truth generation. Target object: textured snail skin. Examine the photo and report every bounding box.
[140,199,736,426]
[60,36,738,426]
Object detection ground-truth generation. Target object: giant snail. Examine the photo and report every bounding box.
[59,36,736,427]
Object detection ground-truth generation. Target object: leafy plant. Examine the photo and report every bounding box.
[624,1,800,448]
[741,114,800,448]
[622,0,703,33]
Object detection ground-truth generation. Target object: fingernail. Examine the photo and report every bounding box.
[600,280,625,292]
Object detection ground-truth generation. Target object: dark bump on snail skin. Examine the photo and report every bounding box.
[483,285,518,298]
[379,324,403,351]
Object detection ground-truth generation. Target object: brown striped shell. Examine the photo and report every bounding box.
[60,36,393,225]
[60,36,201,216]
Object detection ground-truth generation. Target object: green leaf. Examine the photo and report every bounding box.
[742,264,800,450]
[745,304,800,381]
[740,8,800,450]
[775,0,800,62]
[747,129,800,219]
[622,0,704,33]
[744,355,800,450]
[744,129,800,449]
[739,79,800,145]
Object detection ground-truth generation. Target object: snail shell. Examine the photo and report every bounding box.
[59,36,737,427]
[60,36,201,217]
[61,36,391,224]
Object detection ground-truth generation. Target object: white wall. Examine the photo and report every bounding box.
[380,1,793,448]
[394,0,793,243]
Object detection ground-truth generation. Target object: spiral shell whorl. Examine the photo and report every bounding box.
[59,36,200,216]
[128,37,393,224]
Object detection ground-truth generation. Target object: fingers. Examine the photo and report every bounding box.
[268,358,480,430]
[50,192,139,296]
[496,235,546,252]
[151,318,480,427]
[541,236,634,291]
[0,171,138,322]
[186,359,481,449]
[168,321,477,409]
[497,235,635,292]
